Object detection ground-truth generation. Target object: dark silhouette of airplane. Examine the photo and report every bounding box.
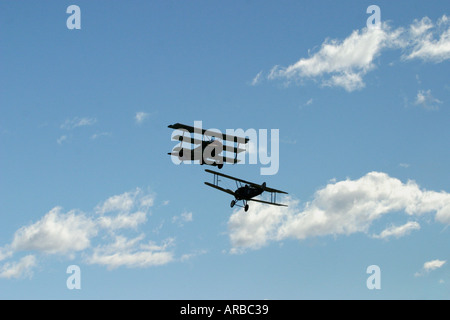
[204,169,288,212]
[168,123,248,169]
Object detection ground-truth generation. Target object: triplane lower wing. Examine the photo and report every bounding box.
[168,123,248,169]
[204,169,288,212]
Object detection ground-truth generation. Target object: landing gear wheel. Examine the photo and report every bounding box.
[218,163,223,169]
[230,200,236,208]
[244,204,249,212]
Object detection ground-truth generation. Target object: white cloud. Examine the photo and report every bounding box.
[95,188,152,214]
[135,112,149,124]
[0,255,36,279]
[404,15,450,62]
[87,235,175,269]
[415,259,447,277]
[0,188,184,277]
[172,211,193,226]
[414,89,443,110]
[12,207,97,255]
[56,135,68,145]
[251,71,263,86]
[97,211,147,230]
[228,172,450,252]
[266,23,401,91]
[91,132,112,140]
[263,15,450,91]
[424,259,446,271]
[180,249,207,262]
[0,247,13,261]
[372,221,420,239]
[61,117,97,130]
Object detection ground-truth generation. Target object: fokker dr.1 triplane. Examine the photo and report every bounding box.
[204,169,288,211]
[168,123,249,169]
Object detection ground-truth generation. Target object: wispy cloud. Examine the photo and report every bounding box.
[414,89,443,110]
[251,71,263,86]
[403,16,450,62]
[135,112,149,124]
[0,255,36,279]
[372,221,420,240]
[415,259,447,277]
[56,135,68,145]
[91,132,112,140]
[61,117,97,130]
[172,211,193,226]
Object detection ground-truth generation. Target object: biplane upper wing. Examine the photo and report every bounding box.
[261,185,289,195]
[205,169,255,186]
[247,198,288,207]
[204,182,236,196]
[168,123,249,144]
[205,169,287,194]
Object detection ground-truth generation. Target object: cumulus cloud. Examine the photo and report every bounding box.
[262,15,450,91]
[12,207,97,255]
[266,23,402,91]
[228,172,450,252]
[0,188,179,277]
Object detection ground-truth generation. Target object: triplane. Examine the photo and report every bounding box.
[204,169,288,212]
[168,122,248,169]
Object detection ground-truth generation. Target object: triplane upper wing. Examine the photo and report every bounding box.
[204,169,288,211]
[168,123,249,144]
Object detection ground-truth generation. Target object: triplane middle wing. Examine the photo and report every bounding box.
[204,169,288,212]
[168,123,249,169]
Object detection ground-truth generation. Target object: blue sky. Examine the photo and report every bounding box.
[0,0,449,299]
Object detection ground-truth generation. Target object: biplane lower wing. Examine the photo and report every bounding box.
[248,198,288,207]
[204,169,285,193]
[204,182,236,196]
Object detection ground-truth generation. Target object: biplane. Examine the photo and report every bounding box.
[204,169,288,211]
[168,123,249,169]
